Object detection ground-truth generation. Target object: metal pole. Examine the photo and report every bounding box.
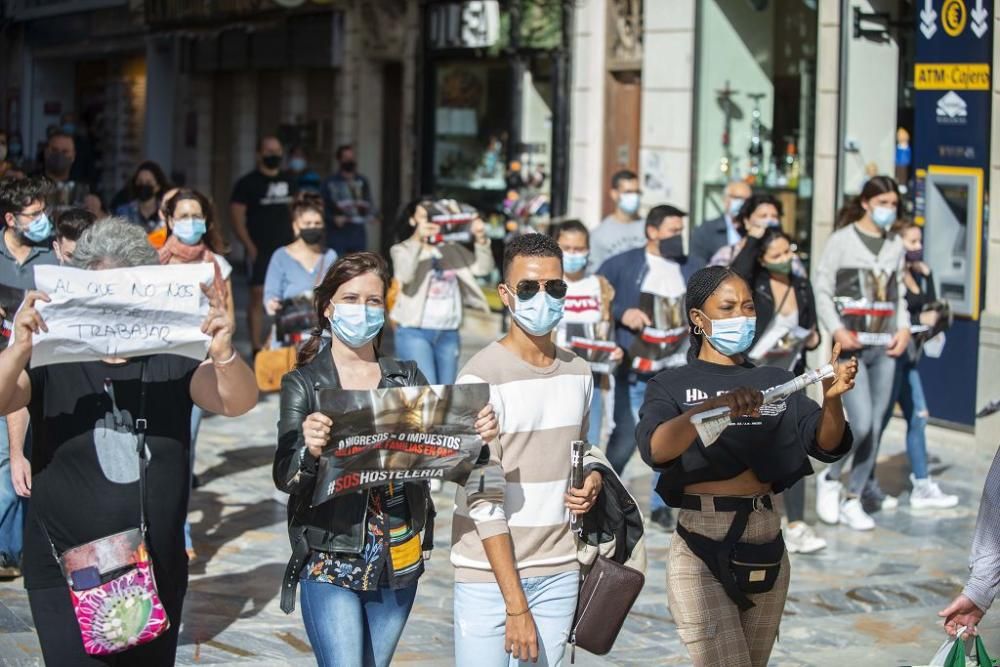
[549,0,573,217]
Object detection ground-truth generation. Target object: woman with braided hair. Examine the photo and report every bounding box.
[636,266,857,666]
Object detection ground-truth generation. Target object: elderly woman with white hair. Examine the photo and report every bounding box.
[0,217,258,665]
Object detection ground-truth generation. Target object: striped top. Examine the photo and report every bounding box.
[450,341,593,583]
[964,447,1000,611]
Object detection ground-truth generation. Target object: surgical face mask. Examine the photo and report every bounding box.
[618,192,640,215]
[19,212,53,243]
[45,151,73,174]
[563,252,588,274]
[764,259,792,275]
[728,197,745,216]
[330,303,384,348]
[340,160,357,173]
[299,228,324,245]
[261,154,282,170]
[289,157,307,172]
[62,123,76,135]
[761,218,781,229]
[905,249,924,263]
[135,184,156,202]
[508,287,564,336]
[173,218,207,245]
[701,314,757,356]
[658,236,685,261]
[871,206,896,229]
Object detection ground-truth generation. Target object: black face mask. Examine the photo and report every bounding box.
[45,151,73,174]
[658,236,686,262]
[340,160,357,173]
[299,228,324,245]
[262,154,282,170]
[135,184,156,202]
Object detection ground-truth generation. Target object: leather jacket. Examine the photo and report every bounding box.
[274,341,434,612]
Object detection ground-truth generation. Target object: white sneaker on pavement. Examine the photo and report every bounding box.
[785,521,827,554]
[839,498,875,531]
[815,470,841,525]
[880,494,900,511]
[910,474,959,509]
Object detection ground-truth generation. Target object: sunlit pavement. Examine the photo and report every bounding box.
[0,310,997,665]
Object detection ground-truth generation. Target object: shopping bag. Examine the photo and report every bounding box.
[923,629,996,667]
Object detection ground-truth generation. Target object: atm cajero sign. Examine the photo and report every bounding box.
[915,63,991,90]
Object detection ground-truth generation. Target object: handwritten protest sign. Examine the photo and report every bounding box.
[30,264,213,367]
[312,383,490,506]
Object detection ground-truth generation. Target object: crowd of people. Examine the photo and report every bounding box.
[0,126,991,667]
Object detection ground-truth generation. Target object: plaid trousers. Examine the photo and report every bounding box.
[667,496,790,667]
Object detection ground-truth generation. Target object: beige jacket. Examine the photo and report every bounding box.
[389,236,494,328]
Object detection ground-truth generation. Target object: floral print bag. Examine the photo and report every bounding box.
[37,360,171,655]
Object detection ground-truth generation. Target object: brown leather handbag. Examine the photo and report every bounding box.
[254,345,297,393]
[569,555,645,661]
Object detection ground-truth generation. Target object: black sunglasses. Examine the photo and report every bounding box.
[506,279,568,301]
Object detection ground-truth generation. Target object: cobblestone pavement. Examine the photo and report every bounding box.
[1,311,998,666]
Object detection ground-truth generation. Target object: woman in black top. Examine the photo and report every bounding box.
[274,252,497,667]
[731,227,826,554]
[637,266,857,667]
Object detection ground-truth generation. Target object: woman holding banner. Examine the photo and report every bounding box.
[0,217,258,665]
[274,252,497,667]
[730,226,825,554]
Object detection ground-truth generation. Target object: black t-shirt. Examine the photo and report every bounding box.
[23,355,201,590]
[230,170,296,250]
[636,358,852,498]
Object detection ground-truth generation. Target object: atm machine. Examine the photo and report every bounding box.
[918,167,984,426]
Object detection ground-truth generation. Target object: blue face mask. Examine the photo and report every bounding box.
[728,197,745,216]
[289,157,307,172]
[20,212,53,243]
[871,206,896,229]
[563,252,588,274]
[173,218,207,245]
[762,218,781,228]
[508,288,564,336]
[618,192,640,215]
[330,303,384,348]
[62,123,76,135]
[703,314,757,356]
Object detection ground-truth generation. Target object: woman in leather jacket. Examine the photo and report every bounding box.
[273,251,498,667]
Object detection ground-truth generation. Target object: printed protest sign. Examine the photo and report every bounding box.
[0,284,25,351]
[31,264,213,367]
[630,293,689,373]
[312,383,490,506]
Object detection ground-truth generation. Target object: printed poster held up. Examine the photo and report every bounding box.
[312,383,491,507]
[30,264,213,367]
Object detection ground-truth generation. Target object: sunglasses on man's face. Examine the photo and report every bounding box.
[506,279,568,301]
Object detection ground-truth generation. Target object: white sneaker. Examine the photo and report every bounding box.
[880,494,900,511]
[785,521,827,554]
[839,498,876,531]
[815,470,842,525]
[910,474,959,509]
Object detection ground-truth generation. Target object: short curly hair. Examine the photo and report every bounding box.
[502,232,563,279]
[71,217,158,269]
[0,177,52,219]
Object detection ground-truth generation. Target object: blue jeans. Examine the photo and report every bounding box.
[883,356,930,479]
[606,367,664,511]
[393,326,460,385]
[0,416,23,566]
[300,580,417,667]
[184,405,204,552]
[454,571,579,667]
[587,372,603,446]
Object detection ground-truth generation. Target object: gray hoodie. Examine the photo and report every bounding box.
[813,225,909,345]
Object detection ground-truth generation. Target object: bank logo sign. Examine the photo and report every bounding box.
[936,91,968,125]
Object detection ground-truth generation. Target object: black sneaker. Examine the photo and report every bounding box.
[650,507,675,532]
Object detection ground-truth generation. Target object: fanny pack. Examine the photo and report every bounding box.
[674,494,785,610]
[38,360,171,655]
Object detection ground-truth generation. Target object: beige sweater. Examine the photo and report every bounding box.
[451,342,593,583]
[389,236,494,328]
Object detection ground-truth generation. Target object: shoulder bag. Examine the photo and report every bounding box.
[37,360,171,656]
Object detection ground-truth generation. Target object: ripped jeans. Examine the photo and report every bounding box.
[883,355,930,479]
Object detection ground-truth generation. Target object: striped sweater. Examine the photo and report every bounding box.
[450,341,593,583]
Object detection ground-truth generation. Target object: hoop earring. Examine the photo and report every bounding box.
[693,326,703,336]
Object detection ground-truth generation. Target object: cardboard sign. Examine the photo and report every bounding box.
[31,264,212,367]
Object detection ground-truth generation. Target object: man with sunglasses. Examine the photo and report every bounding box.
[451,233,601,666]
[0,177,59,577]
[598,204,701,532]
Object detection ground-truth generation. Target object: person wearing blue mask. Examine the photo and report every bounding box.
[813,175,911,532]
[708,193,784,268]
[0,178,60,578]
[275,251,498,667]
[589,169,645,272]
[552,220,623,448]
[637,265,857,667]
[450,233,602,667]
[691,180,753,266]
